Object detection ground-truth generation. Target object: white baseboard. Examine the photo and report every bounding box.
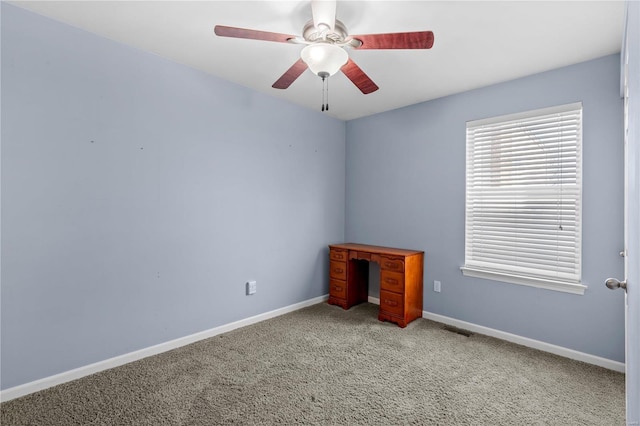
[3,294,623,402]
[367,296,625,373]
[0,295,329,402]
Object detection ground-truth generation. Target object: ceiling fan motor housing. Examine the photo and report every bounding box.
[302,19,361,48]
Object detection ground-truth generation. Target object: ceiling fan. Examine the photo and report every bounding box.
[214,0,434,108]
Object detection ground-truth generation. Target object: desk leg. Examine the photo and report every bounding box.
[378,312,408,328]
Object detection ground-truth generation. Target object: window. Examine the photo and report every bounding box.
[462,103,585,294]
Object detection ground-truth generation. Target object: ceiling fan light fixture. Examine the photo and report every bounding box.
[300,43,348,77]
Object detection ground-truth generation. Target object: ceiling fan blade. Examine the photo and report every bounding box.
[214,25,296,43]
[272,59,309,89]
[341,59,379,94]
[351,31,434,49]
[311,0,336,31]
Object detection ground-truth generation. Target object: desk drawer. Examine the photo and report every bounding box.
[381,270,405,293]
[329,260,347,280]
[329,249,348,262]
[380,256,404,272]
[349,251,372,261]
[329,279,347,299]
[380,290,404,317]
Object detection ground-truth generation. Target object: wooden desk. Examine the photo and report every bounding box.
[328,243,424,328]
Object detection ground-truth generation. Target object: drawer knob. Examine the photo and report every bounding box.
[334,268,343,274]
[385,299,398,307]
[385,278,398,285]
[385,262,393,267]
[333,285,343,291]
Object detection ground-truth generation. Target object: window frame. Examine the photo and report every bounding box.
[461,102,586,295]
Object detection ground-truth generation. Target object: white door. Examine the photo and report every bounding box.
[615,4,640,422]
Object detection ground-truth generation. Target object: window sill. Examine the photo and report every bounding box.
[460,266,586,295]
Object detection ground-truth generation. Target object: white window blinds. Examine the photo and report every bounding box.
[462,103,585,294]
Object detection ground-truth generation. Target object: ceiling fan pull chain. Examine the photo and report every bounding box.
[326,76,329,111]
[321,74,326,111]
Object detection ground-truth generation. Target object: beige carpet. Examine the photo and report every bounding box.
[1,302,625,425]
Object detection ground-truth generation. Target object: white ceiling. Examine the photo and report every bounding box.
[10,1,625,121]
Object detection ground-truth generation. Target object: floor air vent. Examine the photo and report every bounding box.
[443,325,473,337]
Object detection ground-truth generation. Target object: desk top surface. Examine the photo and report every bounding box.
[329,243,423,257]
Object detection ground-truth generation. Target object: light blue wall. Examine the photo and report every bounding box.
[0,4,345,390]
[346,54,625,362]
[1,1,627,393]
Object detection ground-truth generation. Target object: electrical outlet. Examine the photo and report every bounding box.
[246,281,257,295]
[434,280,441,293]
